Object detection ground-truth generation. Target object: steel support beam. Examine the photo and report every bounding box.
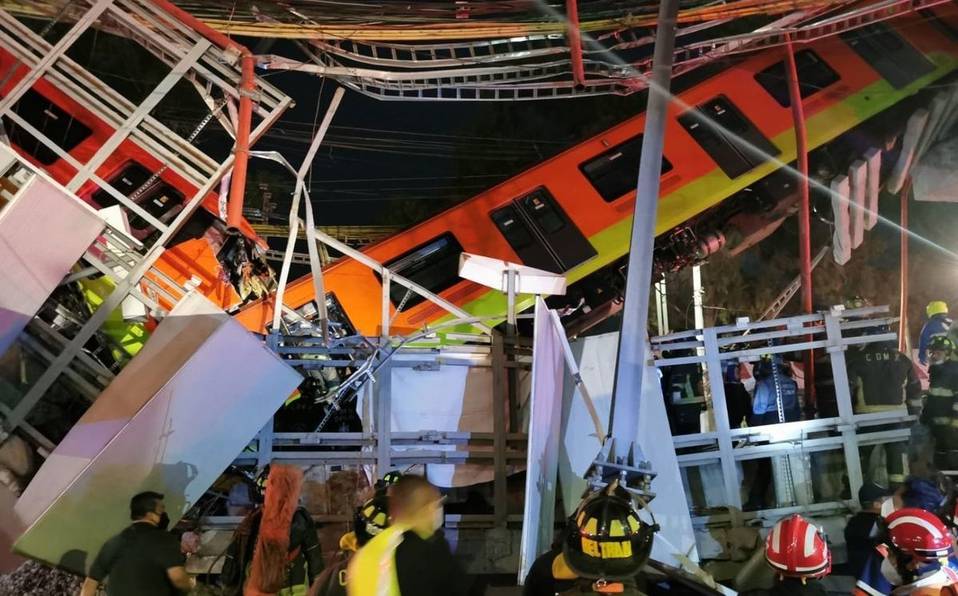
[823,312,864,501]
[564,0,585,86]
[607,0,679,445]
[899,180,911,353]
[0,0,113,115]
[702,328,743,523]
[491,333,509,527]
[375,357,392,475]
[785,34,816,410]
[65,40,210,196]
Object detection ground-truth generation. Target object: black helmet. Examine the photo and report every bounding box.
[354,492,390,546]
[929,336,957,354]
[562,488,656,581]
[377,470,402,490]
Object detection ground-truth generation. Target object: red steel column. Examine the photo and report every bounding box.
[150,0,255,231]
[565,0,585,86]
[785,35,816,404]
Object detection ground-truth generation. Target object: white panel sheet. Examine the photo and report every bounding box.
[518,298,565,583]
[864,148,881,231]
[558,332,698,566]
[848,160,867,249]
[13,293,301,573]
[830,176,851,265]
[0,175,103,354]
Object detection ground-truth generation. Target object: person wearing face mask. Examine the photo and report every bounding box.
[919,336,958,470]
[919,302,953,367]
[877,508,958,595]
[80,491,195,596]
[346,474,469,596]
[853,476,958,596]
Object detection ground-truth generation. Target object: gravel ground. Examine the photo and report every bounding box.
[0,560,81,595]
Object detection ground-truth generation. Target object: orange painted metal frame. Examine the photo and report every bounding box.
[236,8,958,338]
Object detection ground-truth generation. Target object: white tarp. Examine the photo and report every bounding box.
[831,175,851,265]
[0,172,104,354]
[849,160,866,249]
[558,332,698,566]
[389,361,497,488]
[518,298,565,582]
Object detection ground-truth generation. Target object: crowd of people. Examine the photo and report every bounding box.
[73,300,958,595]
[78,469,470,596]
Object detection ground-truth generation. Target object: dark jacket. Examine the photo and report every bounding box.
[843,511,882,580]
[221,506,324,593]
[919,314,953,365]
[847,343,921,411]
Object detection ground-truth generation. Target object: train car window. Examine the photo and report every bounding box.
[491,203,561,272]
[841,22,934,89]
[678,95,780,179]
[919,9,958,41]
[491,187,597,273]
[91,162,184,234]
[383,232,464,309]
[2,88,92,165]
[128,186,184,231]
[579,134,674,202]
[91,162,153,208]
[754,50,840,108]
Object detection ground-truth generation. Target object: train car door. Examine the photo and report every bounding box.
[491,187,596,274]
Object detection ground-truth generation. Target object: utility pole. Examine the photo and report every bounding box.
[596,0,679,492]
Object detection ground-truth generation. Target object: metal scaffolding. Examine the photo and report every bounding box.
[0,0,291,450]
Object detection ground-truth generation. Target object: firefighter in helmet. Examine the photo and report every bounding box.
[310,491,390,596]
[920,336,958,470]
[919,302,953,366]
[763,514,831,595]
[878,508,958,595]
[545,484,656,595]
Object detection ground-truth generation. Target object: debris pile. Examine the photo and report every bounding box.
[0,560,81,595]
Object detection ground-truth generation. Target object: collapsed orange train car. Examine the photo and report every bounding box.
[0,48,262,313]
[236,8,958,337]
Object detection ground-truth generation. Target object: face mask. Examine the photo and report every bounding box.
[157,512,170,531]
[881,557,904,586]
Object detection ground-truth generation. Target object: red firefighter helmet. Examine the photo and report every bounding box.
[886,508,954,561]
[764,514,831,579]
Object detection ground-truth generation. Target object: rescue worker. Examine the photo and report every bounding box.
[80,491,195,596]
[346,474,469,596]
[750,356,801,425]
[919,336,958,470]
[746,356,800,510]
[552,483,656,595]
[221,465,324,596]
[876,508,958,595]
[845,482,892,580]
[847,337,922,485]
[919,302,953,366]
[523,533,577,596]
[854,476,953,595]
[310,492,390,596]
[761,514,831,595]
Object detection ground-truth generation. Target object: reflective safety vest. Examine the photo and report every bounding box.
[346,525,406,596]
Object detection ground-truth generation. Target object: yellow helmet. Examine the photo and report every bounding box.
[928,301,949,318]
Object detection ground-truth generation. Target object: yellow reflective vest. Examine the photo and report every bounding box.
[345,525,406,596]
